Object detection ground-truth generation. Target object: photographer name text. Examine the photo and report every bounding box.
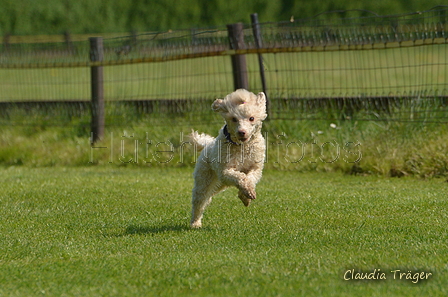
[343,269,433,284]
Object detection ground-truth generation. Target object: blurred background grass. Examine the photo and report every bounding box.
[1,106,447,178]
[0,0,445,35]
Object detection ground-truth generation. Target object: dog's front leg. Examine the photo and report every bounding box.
[221,168,256,201]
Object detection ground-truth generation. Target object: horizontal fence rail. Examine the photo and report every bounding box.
[1,7,448,130]
[1,37,448,69]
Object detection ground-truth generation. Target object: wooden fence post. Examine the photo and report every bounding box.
[89,37,104,143]
[64,31,74,53]
[3,33,10,52]
[227,23,249,90]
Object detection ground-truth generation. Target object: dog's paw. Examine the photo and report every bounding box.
[238,190,251,206]
[190,221,202,228]
[247,188,256,200]
[238,188,256,206]
[244,185,257,200]
[238,180,256,199]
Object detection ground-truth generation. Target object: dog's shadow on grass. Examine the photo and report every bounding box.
[124,224,192,235]
[104,223,211,237]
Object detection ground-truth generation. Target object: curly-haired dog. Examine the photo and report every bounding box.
[189,89,267,228]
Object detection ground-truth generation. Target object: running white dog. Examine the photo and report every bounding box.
[189,89,267,228]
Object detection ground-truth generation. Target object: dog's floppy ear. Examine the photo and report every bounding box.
[256,92,268,120]
[211,99,227,113]
[256,92,266,106]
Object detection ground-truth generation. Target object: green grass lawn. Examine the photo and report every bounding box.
[0,166,446,296]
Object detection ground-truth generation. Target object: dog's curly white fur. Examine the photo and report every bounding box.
[190,89,267,228]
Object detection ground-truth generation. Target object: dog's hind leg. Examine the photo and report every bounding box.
[190,167,223,228]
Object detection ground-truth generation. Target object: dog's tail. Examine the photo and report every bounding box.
[189,130,215,151]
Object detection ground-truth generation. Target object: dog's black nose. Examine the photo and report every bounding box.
[238,131,246,137]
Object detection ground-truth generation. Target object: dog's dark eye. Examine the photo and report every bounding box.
[249,117,255,122]
[232,117,238,122]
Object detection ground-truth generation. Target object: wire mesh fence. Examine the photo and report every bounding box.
[1,7,448,126]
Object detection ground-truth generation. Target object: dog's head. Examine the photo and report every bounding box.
[212,89,267,144]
